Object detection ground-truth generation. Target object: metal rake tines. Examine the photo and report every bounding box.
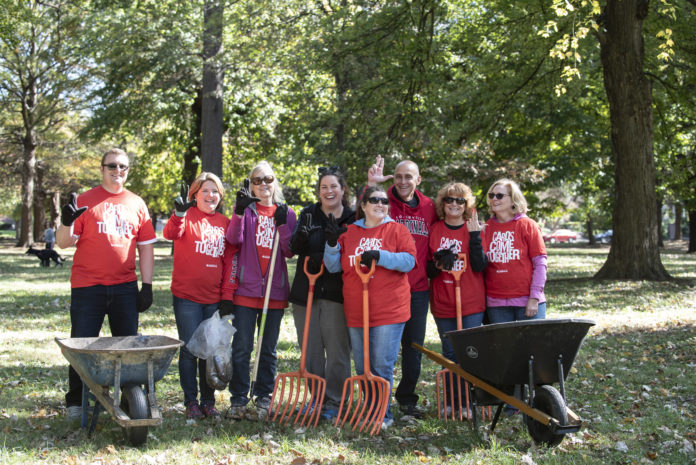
[269,372,325,427]
[335,376,390,435]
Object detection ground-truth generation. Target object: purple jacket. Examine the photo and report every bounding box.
[225,202,296,303]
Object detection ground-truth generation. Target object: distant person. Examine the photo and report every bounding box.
[225,161,297,420]
[57,148,156,422]
[481,178,547,322]
[367,155,436,418]
[289,166,354,421]
[163,172,237,420]
[44,223,55,250]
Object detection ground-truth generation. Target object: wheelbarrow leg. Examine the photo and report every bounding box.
[81,384,89,428]
[88,399,103,437]
[489,403,504,432]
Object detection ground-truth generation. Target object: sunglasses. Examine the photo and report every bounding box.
[102,163,129,172]
[444,197,466,205]
[488,193,510,200]
[250,175,275,185]
[318,166,340,176]
[366,197,389,205]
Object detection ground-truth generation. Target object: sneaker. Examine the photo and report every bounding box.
[400,404,424,419]
[186,402,204,420]
[320,408,338,421]
[66,405,82,423]
[200,404,220,418]
[255,397,271,418]
[381,417,394,430]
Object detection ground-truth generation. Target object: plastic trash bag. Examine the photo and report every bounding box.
[186,310,235,390]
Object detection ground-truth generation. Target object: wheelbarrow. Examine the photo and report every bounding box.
[56,335,183,446]
[414,318,595,446]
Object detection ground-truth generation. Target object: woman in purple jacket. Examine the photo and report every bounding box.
[225,161,297,419]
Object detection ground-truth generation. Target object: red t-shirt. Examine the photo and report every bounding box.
[71,186,156,288]
[481,216,546,299]
[428,221,485,319]
[163,208,230,304]
[338,221,417,328]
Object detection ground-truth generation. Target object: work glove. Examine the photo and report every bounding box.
[274,203,288,226]
[307,252,324,274]
[218,300,235,317]
[324,213,347,247]
[434,246,457,271]
[136,283,153,313]
[234,179,260,216]
[61,192,87,227]
[174,181,196,216]
[292,213,322,250]
[360,250,380,267]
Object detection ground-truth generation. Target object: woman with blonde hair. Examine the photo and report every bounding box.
[225,161,297,419]
[481,178,547,323]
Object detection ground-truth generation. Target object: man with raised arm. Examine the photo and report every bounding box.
[57,148,156,422]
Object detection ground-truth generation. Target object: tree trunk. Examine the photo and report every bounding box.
[594,0,670,280]
[200,0,224,177]
[182,90,203,185]
[673,203,682,240]
[657,197,664,247]
[33,162,46,242]
[49,192,61,229]
[19,130,37,247]
[688,208,695,253]
[586,217,596,245]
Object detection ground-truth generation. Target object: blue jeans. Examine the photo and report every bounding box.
[66,281,138,406]
[348,322,405,420]
[486,302,547,324]
[229,305,284,405]
[173,296,219,406]
[395,290,428,407]
[434,312,485,363]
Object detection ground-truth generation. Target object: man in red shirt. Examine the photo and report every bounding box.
[367,155,437,418]
[57,148,156,422]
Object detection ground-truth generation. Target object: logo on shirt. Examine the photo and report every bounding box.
[437,237,465,271]
[396,216,429,237]
[486,230,520,264]
[349,237,382,266]
[97,202,135,239]
[256,214,276,251]
[195,223,226,258]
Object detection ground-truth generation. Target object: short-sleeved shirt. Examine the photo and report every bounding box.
[71,186,156,288]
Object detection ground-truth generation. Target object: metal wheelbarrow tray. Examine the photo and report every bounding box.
[56,335,183,446]
[415,318,595,447]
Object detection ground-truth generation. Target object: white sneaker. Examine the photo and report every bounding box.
[381,417,394,430]
[66,405,82,422]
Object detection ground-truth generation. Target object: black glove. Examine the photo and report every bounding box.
[307,252,324,274]
[61,192,87,226]
[174,181,196,215]
[434,246,457,271]
[360,250,380,267]
[234,179,260,216]
[274,203,288,226]
[219,300,235,316]
[136,283,153,313]
[325,213,347,247]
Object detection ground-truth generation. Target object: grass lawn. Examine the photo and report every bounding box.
[0,239,694,464]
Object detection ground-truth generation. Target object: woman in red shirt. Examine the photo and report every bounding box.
[163,172,235,420]
[323,186,416,429]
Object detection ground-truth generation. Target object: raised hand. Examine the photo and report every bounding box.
[61,192,87,227]
[325,213,347,247]
[360,250,380,267]
[467,209,481,232]
[234,179,260,216]
[174,181,196,216]
[367,155,394,185]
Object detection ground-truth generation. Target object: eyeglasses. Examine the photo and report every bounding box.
[102,163,129,172]
[444,197,466,206]
[250,175,275,185]
[366,197,389,205]
[488,193,510,200]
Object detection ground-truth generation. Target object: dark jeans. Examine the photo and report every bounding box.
[486,302,547,323]
[395,290,429,408]
[228,305,284,405]
[65,281,138,407]
[173,296,218,406]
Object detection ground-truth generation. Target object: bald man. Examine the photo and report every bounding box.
[367,155,437,418]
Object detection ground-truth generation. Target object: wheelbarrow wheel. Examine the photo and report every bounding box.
[525,385,567,447]
[120,385,149,446]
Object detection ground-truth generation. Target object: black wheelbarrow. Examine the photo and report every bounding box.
[56,335,183,446]
[414,318,595,447]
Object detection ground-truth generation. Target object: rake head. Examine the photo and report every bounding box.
[436,367,470,421]
[269,371,326,427]
[335,374,390,435]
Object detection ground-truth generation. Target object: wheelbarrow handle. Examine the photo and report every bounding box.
[353,254,376,286]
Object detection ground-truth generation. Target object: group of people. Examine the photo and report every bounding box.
[59,149,547,429]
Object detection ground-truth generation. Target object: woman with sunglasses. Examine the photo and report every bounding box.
[323,185,417,430]
[481,178,547,323]
[225,161,297,419]
[163,172,237,420]
[427,183,486,396]
[288,167,355,421]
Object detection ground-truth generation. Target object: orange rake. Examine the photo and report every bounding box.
[435,252,490,422]
[335,257,390,436]
[269,257,326,427]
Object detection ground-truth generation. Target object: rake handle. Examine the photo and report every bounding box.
[354,256,376,377]
[299,256,324,374]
